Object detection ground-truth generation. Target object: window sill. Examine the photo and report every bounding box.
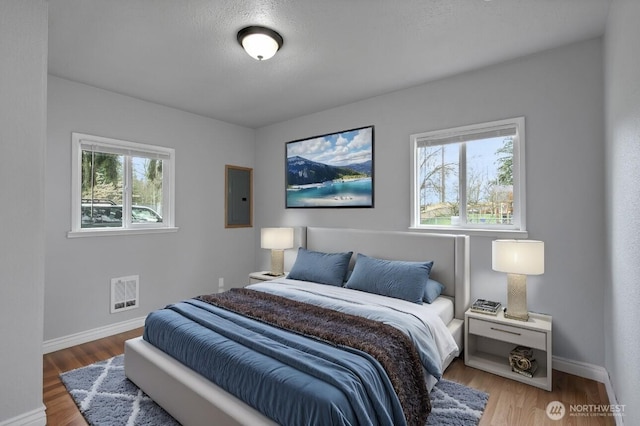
[67,227,179,238]
[408,226,528,239]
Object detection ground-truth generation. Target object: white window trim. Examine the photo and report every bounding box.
[68,132,177,238]
[410,117,526,234]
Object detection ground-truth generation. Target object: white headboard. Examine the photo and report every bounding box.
[303,227,470,320]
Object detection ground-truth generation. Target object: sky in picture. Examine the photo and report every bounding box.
[287,127,372,167]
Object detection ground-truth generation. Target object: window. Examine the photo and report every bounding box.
[410,117,525,231]
[70,133,176,236]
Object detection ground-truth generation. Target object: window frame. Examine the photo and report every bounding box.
[69,132,177,238]
[409,117,526,234]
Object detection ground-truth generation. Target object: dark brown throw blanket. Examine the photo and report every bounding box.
[197,288,430,426]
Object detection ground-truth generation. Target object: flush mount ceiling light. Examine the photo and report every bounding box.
[237,26,283,61]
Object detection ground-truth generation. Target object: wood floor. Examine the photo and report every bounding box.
[43,328,615,426]
[43,328,144,426]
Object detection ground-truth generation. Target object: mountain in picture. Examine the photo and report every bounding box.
[287,156,371,186]
[343,160,372,176]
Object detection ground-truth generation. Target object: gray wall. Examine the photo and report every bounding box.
[45,76,256,341]
[0,0,47,423]
[255,38,606,366]
[605,0,640,421]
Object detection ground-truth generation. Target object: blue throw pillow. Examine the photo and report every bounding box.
[287,248,353,287]
[345,254,433,304]
[423,279,445,304]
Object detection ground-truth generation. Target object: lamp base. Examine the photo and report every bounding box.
[504,309,529,321]
[269,249,285,276]
[504,273,529,321]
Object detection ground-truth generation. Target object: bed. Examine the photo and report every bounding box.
[125,227,470,426]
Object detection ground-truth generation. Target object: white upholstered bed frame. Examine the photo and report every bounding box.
[125,227,470,426]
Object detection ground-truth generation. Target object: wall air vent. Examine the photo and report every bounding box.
[110,275,139,313]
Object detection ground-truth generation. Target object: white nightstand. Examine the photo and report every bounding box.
[465,308,552,391]
[248,271,286,284]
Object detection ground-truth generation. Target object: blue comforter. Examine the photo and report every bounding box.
[144,299,407,426]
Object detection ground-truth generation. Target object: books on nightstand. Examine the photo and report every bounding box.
[470,299,502,315]
[509,345,538,378]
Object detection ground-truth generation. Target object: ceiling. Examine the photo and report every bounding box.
[48,0,611,129]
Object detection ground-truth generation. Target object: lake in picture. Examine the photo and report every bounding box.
[286,177,372,207]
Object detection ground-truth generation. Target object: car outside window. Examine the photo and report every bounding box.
[81,202,163,228]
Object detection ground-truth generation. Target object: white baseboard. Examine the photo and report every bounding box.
[0,404,46,426]
[553,355,609,383]
[42,316,146,354]
[553,356,624,425]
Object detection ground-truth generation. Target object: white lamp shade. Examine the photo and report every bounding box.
[492,239,544,275]
[241,33,280,60]
[261,227,294,250]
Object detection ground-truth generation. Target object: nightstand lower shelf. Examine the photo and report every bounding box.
[465,350,550,390]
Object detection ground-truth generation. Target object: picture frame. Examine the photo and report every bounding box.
[285,125,374,208]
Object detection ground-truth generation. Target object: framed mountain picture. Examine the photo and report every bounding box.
[285,125,374,208]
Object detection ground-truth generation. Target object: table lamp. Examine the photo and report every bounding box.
[261,227,294,276]
[492,239,545,321]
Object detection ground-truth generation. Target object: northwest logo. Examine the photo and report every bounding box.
[546,401,566,420]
